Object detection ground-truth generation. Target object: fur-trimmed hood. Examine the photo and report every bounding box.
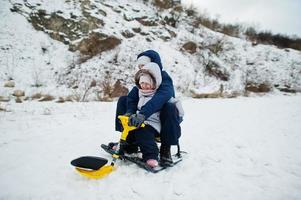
[135,62,162,90]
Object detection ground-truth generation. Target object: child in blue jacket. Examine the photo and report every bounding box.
[115,50,182,166]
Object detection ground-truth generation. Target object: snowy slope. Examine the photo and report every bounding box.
[0,95,301,200]
[0,0,74,98]
[1,0,301,102]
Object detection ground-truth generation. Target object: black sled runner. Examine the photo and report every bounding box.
[100,144,183,173]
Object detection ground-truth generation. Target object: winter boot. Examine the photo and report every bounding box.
[108,142,138,155]
[159,145,173,166]
[108,142,118,151]
[146,159,159,168]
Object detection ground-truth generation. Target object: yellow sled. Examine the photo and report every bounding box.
[71,115,144,179]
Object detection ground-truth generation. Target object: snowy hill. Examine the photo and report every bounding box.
[1,0,301,102]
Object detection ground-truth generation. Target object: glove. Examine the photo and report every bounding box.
[124,112,132,117]
[128,113,145,128]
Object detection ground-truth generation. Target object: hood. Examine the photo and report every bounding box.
[137,50,163,70]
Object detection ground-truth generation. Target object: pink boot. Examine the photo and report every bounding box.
[146,159,158,168]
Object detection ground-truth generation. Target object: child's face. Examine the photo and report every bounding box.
[140,82,153,90]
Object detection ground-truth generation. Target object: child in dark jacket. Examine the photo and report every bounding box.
[126,62,163,168]
[115,50,183,166]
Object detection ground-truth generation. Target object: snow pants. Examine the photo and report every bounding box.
[125,125,159,161]
[115,96,181,146]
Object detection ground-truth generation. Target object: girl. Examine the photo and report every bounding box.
[127,62,162,168]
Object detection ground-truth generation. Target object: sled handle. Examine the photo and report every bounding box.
[118,115,145,141]
[110,115,145,165]
[70,116,145,179]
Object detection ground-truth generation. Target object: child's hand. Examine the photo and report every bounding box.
[128,113,145,128]
[124,113,132,117]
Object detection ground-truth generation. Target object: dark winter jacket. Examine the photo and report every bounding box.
[126,50,175,119]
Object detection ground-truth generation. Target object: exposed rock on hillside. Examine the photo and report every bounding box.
[1,0,300,101]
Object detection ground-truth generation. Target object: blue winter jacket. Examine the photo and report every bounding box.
[126,50,175,119]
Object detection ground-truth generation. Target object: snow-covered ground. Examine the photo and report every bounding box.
[1,95,301,200]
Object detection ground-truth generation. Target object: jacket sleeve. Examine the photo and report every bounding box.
[139,72,175,119]
[126,86,139,114]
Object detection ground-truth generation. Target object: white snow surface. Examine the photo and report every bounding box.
[1,95,301,200]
